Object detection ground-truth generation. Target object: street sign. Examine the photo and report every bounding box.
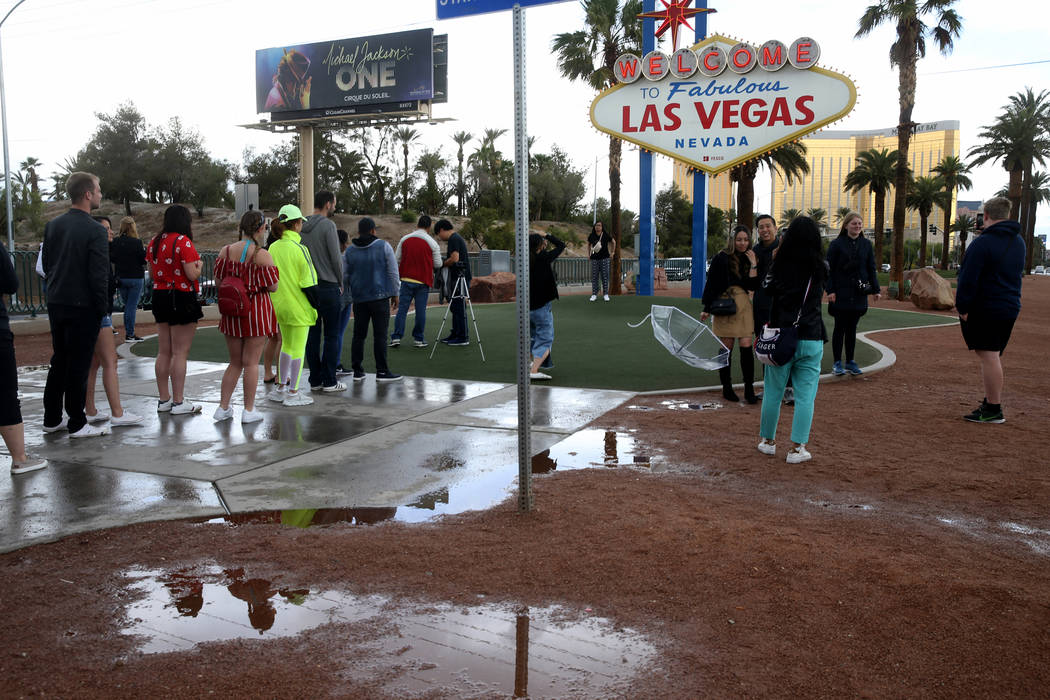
[436,0,571,20]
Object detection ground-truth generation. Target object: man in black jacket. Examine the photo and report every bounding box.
[41,172,111,438]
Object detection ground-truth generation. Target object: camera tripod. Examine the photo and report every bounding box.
[430,274,486,362]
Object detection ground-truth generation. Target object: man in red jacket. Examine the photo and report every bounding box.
[390,215,441,348]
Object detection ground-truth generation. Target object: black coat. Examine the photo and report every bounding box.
[41,208,110,316]
[529,235,566,310]
[110,235,147,279]
[765,264,828,342]
[701,250,759,310]
[825,234,879,313]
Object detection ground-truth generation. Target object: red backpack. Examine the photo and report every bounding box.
[217,243,255,317]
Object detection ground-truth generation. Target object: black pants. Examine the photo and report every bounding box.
[43,304,102,432]
[831,309,865,362]
[305,281,342,388]
[351,299,390,374]
[0,327,21,426]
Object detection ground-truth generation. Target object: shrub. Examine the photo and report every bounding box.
[400,209,416,223]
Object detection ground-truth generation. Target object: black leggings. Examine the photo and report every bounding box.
[832,309,865,362]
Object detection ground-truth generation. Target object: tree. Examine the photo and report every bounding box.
[951,213,975,261]
[834,206,853,226]
[905,175,948,267]
[732,142,809,230]
[806,207,828,234]
[451,131,472,216]
[930,154,972,269]
[857,0,963,299]
[414,149,449,216]
[395,126,420,213]
[529,146,586,221]
[706,205,730,260]
[844,147,902,271]
[1023,170,1050,270]
[188,159,231,218]
[19,157,41,196]
[352,126,394,215]
[468,128,512,215]
[654,184,693,257]
[77,102,150,215]
[552,0,642,294]
[780,207,802,224]
[145,117,211,204]
[241,143,298,211]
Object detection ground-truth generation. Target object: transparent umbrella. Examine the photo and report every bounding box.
[629,305,730,370]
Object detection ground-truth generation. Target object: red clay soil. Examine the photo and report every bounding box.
[3,280,1049,698]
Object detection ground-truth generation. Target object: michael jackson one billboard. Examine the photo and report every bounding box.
[255,28,434,114]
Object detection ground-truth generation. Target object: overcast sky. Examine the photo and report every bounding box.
[2,0,1047,244]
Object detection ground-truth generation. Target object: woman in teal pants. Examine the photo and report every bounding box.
[757,216,828,464]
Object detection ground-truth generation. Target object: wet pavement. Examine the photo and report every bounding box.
[1,356,633,553]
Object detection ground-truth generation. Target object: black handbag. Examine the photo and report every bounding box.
[755,277,812,367]
[708,295,737,316]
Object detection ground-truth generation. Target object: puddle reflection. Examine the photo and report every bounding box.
[121,566,656,696]
[533,429,657,473]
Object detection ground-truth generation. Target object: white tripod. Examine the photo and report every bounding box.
[430,274,486,362]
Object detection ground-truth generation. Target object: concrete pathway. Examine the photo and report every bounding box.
[1,355,633,553]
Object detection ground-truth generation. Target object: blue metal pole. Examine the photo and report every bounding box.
[690,0,709,299]
[636,0,655,296]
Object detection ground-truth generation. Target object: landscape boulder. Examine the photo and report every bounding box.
[909,268,955,311]
[470,271,516,303]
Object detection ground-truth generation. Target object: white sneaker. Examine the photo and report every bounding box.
[42,418,69,433]
[283,390,314,407]
[241,408,264,424]
[70,422,111,439]
[603,294,610,302]
[267,385,287,402]
[86,410,110,424]
[322,381,347,393]
[157,399,173,413]
[213,406,234,421]
[783,387,795,405]
[530,372,552,380]
[786,445,812,464]
[757,439,776,456]
[10,456,47,474]
[589,295,597,302]
[171,401,202,415]
[111,412,144,426]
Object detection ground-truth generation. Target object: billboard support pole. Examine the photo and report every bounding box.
[637,0,656,297]
[1,0,29,257]
[512,3,533,512]
[298,126,314,213]
[690,0,709,299]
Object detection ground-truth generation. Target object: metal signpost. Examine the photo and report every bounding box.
[438,0,570,511]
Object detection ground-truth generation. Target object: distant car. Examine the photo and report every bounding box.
[881,264,890,272]
[1035,265,1046,275]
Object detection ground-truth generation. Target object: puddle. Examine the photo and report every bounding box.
[533,428,658,473]
[804,498,875,512]
[627,401,722,411]
[121,566,656,696]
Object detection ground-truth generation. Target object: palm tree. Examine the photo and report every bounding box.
[834,206,853,227]
[19,157,42,195]
[844,147,901,269]
[553,0,642,294]
[451,131,472,216]
[930,154,973,269]
[951,213,975,262]
[857,0,963,298]
[732,142,809,230]
[780,207,802,224]
[415,149,448,215]
[806,207,828,233]
[906,175,948,267]
[395,126,420,212]
[1023,170,1050,271]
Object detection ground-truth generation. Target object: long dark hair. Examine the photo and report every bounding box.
[239,210,264,242]
[726,224,751,277]
[770,216,825,283]
[150,204,192,262]
[266,218,285,248]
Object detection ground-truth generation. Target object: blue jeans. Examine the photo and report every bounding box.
[759,339,823,445]
[305,282,343,388]
[392,281,429,342]
[529,302,554,359]
[118,278,144,337]
[335,302,352,367]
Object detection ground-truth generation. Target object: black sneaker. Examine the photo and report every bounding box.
[353,370,366,382]
[448,339,470,347]
[965,403,1005,424]
[963,400,988,422]
[376,371,403,382]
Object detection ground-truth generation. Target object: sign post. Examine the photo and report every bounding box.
[692,1,709,299]
[637,0,656,296]
[438,0,571,512]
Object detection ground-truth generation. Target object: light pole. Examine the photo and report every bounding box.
[1,0,29,253]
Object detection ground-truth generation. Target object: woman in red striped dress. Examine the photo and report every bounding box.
[213,210,280,423]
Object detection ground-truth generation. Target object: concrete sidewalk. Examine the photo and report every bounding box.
[1,355,633,553]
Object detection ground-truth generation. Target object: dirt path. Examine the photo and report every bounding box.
[3,278,1048,698]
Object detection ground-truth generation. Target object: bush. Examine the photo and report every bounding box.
[546,224,580,245]
[400,210,416,223]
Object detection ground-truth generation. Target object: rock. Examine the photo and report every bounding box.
[470,271,516,303]
[654,267,668,291]
[908,268,955,310]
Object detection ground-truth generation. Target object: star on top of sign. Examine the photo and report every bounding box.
[638,0,716,52]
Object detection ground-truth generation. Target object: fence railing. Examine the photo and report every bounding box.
[7,250,687,317]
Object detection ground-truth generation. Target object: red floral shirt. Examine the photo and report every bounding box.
[149,233,201,292]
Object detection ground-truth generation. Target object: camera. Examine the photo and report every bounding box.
[856,279,871,293]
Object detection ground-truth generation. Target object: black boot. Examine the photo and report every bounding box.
[719,349,739,402]
[741,346,758,404]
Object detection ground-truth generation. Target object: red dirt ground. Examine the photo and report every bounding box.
[3,279,1048,698]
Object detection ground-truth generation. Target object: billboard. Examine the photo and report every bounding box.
[256,29,434,114]
[590,34,856,175]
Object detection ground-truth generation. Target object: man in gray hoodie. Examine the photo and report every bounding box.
[300,191,345,392]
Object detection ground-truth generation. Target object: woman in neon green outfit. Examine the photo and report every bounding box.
[266,204,318,407]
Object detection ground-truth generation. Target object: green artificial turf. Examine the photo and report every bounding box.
[132,295,957,392]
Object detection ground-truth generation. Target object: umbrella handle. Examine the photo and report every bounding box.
[626,313,652,329]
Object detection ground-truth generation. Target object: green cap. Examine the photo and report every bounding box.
[277,204,305,222]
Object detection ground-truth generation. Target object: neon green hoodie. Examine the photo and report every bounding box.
[268,229,318,326]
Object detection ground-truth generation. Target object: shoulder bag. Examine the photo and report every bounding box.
[755,277,812,367]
